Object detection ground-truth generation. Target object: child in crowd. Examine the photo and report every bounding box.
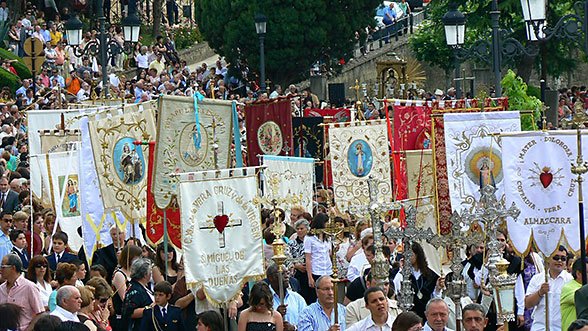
[46,231,77,271]
[141,281,184,331]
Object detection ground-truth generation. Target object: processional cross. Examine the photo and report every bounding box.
[201,201,243,248]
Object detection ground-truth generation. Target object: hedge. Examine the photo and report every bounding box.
[0,48,32,79]
[0,67,21,94]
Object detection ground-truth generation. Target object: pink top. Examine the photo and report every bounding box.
[0,274,45,330]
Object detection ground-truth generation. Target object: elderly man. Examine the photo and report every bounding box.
[298,276,346,331]
[267,263,307,329]
[50,285,82,322]
[423,298,453,331]
[346,273,400,327]
[526,245,573,331]
[347,287,396,331]
[92,226,126,281]
[0,253,44,330]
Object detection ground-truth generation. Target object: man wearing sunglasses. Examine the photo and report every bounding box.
[0,211,13,269]
[525,245,573,331]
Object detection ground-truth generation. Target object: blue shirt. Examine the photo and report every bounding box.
[383,6,397,24]
[270,287,307,325]
[0,231,13,262]
[297,302,346,331]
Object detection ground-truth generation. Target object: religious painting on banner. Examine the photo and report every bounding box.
[502,131,588,256]
[304,108,351,122]
[393,105,433,151]
[329,120,392,210]
[46,149,83,252]
[153,95,233,210]
[405,149,435,200]
[88,108,157,221]
[246,99,294,166]
[262,155,315,214]
[147,141,181,248]
[443,111,521,212]
[40,129,80,153]
[178,168,264,304]
[293,117,324,184]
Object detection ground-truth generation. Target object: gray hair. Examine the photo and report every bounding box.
[4,253,22,273]
[462,303,486,316]
[425,297,448,313]
[294,219,310,229]
[56,285,78,306]
[315,275,332,290]
[130,258,152,280]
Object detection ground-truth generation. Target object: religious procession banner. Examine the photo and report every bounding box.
[405,149,435,200]
[329,120,392,210]
[79,117,141,263]
[40,129,80,153]
[153,95,234,210]
[46,149,83,252]
[443,111,521,211]
[403,198,442,276]
[393,105,432,151]
[502,131,588,256]
[293,117,324,184]
[262,155,315,214]
[304,108,351,122]
[28,108,82,199]
[88,107,157,220]
[245,99,294,166]
[178,167,264,304]
[147,141,181,248]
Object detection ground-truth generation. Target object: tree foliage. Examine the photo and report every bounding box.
[195,0,380,85]
[502,69,541,130]
[409,0,582,82]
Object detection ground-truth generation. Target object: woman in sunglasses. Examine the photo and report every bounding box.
[26,255,53,311]
[86,276,114,331]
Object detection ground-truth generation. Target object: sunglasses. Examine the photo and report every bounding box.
[98,297,109,303]
[35,264,48,268]
[552,256,567,262]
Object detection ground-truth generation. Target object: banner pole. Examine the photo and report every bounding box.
[164,208,168,281]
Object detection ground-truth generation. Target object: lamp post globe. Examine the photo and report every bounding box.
[65,15,84,47]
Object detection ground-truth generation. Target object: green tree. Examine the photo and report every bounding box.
[410,0,581,83]
[195,0,380,85]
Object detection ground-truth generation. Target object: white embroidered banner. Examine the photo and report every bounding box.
[329,120,392,210]
[79,117,141,263]
[40,129,80,153]
[178,168,264,304]
[46,149,83,252]
[502,131,588,256]
[153,95,233,209]
[262,155,314,213]
[88,108,157,220]
[443,111,521,211]
[405,149,435,200]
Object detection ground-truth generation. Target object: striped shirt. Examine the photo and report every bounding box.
[297,302,346,331]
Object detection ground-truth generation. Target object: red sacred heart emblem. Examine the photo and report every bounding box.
[539,167,553,188]
[213,215,229,233]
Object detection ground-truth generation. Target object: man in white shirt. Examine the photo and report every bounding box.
[347,233,374,282]
[423,298,454,331]
[0,2,8,22]
[525,245,573,331]
[346,273,400,327]
[347,287,395,331]
[50,285,82,322]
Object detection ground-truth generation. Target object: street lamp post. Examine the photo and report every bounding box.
[65,0,141,97]
[443,0,538,97]
[442,3,466,99]
[255,14,267,94]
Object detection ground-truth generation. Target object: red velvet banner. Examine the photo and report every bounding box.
[146,142,182,248]
[245,99,294,166]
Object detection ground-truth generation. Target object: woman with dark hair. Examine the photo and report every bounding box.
[237,282,283,331]
[111,244,142,331]
[152,243,180,286]
[86,277,113,331]
[391,311,422,331]
[32,314,62,331]
[404,242,442,319]
[0,303,23,331]
[197,310,224,331]
[27,255,53,309]
[304,213,331,303]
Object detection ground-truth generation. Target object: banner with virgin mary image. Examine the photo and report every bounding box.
[88,107,157,221]
[328,120,392,210]
[443,111,521,212]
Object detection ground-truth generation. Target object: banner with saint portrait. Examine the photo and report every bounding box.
[178,167,264,304]
[153,95,234,210]
[329,120,392,210]
[88,108,157,220]
[502,131,588,256]
[293,117,324,184]
[443,111,521,212]
[245,99,293,166]
[46,149,83,252]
